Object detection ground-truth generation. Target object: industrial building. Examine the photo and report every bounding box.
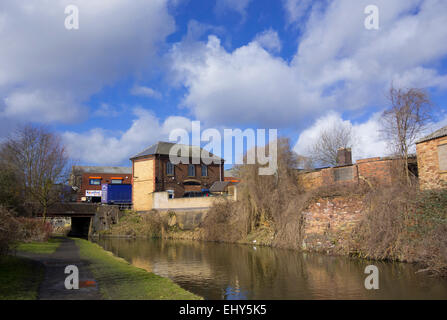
[70,166,132,202]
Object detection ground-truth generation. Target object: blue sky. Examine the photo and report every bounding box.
[1,0,447,167]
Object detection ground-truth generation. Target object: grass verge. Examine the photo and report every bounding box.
[74,238,202,300]
[0,256,44,300]
[16,237,62,254]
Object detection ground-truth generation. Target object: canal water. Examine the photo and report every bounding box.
[94,237,447,300]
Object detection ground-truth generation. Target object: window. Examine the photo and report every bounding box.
[438,143,447,171]
[89,178,101,185]
[166,161,174,175]
[167,190,174,199]
[111,179,123,184]
[188,164,195,177]
[201,164,208,177]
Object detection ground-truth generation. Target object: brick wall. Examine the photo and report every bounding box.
[298,157,397,191]
[132,155,224,211]
[302,196,365,254]
[416,137,447,189]
[298,170,324,190]
[357,158,394,185]
[154,155,223,198]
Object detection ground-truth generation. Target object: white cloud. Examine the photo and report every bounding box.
[254,29,282,53]
[283,0,314,25]
[293,112,389,162]
[170,0,447,129]
[215,0,252,17]
[92,103,121,118]
[170,35,326,127]
[0,0,174,124]
[131,86,162,99]
[3,89,86,123]
[293,111,447,163]
[63,108,192,165]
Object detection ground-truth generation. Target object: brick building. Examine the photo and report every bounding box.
[70,166,132,202]
[298,148,417,190]
[130,141,224,211]
[416,125,447,190]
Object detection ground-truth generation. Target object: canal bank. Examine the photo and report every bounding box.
[2,237,201,300]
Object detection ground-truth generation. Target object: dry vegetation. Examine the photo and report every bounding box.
[102,210,170,238]
[352,185,447,274]
[0,206,53,259]
[202,137,447,275]
[203,138,311,249]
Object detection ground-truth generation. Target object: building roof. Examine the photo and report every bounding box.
[416,125,447,144]
[72,166,132,174]
[130,141,223,162]
[210,181,230,192]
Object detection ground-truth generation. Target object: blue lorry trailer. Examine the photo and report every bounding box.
[101,183,132,204]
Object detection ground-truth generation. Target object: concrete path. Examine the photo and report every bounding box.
[17,238,101,300]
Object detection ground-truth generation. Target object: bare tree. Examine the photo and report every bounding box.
[381,86,433,184]
[296,155,314,170]
[308,123,354,166]
[0,125,69,220]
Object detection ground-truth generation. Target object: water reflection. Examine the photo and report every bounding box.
[94,238,447,300]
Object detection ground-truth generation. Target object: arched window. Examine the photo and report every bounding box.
[188,164,195,177]
[201,164,208,177]
[166,161,174,175]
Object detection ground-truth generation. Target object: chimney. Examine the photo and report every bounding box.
[336,148,352,166]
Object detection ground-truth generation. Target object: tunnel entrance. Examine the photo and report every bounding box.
[69,217,91,238]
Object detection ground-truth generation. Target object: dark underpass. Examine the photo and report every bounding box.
[44,203,99,238]
[68,217,92,238]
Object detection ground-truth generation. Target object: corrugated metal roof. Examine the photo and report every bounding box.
[130,141,223,161]
[73,166,132,174]
[416,125,447,144]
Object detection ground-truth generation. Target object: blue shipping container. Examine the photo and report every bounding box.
[101,184,132,204]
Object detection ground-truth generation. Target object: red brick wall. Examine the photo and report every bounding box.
[154,155,223,198]
[299,158,396,191]
[303,196,365,254]
[416,137,447,189]
[132,155,224,198]
[357,158,394,185]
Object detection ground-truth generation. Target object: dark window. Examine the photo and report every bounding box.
[89,179,101,185]
[188,164,195,177]
[166,161,174,175]
[201,164,208,177]
[111,179,122,184]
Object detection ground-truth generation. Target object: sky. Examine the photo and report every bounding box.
[1,0,447,168]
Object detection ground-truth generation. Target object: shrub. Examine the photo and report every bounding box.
[203,138,308,249]
[352,186,447,274]
[1,205,54,259]
[202,199,246,243]
[0,206,20,258]
[15,218,53,242]
[108,210,169,238]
